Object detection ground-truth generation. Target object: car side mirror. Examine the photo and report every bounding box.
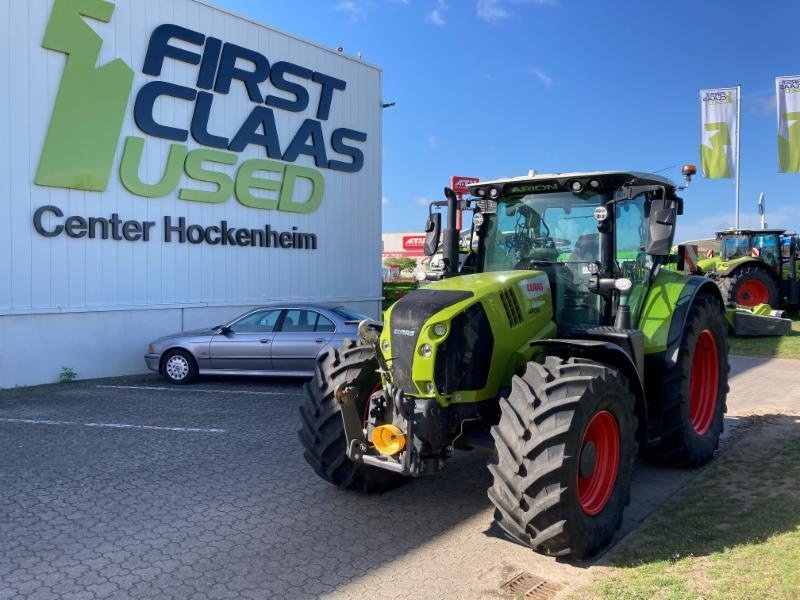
[424,212,441,257]
[646,198,678,256]
[219,325,232,335]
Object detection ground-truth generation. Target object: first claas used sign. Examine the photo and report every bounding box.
[450,176,480,195]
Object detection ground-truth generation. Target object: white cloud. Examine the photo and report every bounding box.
[382,196,390,205]
[745,91,776,117]
[428,135,440,149]
[335,0,407,23]
[477,0,556,23]
[427,0,448,25]
[530,67,552,87]
[415,197,432,206]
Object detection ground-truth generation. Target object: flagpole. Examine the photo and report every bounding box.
[735,83,741,229]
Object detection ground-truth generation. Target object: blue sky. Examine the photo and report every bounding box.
[215,0,799,240]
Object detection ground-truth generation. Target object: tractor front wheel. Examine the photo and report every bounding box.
[488,357,637,559]
[647,294,729,466]
[720,265,779,308]
[298,340,404,493]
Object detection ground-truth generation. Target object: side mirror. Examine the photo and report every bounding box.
[219,325,232,335]
[424,212,441,257]
[646,198,678,256]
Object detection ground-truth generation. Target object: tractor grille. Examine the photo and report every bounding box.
[499,288,522,327]
[389,289,474,394]
[434,302,493,395]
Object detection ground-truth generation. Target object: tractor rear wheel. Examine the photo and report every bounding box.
[720,265,779,307]
[647,294,729,466]
[488,357,637,558]
[299,340,404,493]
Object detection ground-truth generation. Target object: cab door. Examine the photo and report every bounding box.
[209,309,282,371]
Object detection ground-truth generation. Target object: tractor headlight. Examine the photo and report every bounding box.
[424,381,436,394]
[381,339,390,352]
[431,322,447,337]
[419,343,433,358]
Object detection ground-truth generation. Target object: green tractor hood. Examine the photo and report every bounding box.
[379,271,557,405]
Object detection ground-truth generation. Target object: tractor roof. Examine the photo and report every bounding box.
[715,228,787,236]
[468,170,676,192]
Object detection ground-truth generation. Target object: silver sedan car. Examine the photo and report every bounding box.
[144,305,368,384]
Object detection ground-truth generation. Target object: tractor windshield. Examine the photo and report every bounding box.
[483,191,607,330]
[720,234,749,260]
[483,191,605,272]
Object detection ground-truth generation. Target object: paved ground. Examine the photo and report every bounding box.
[0,355,796,600]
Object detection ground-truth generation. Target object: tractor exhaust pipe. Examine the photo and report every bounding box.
[442,187,460,276]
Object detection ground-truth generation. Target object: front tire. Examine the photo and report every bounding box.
[647,294,729,466]
[161,349,198,385]
[488,357,637,559]
[720,265,779,308]
[298,340,404,493]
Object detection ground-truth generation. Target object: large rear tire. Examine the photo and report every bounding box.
[488,357,637,559]
[299,340,404,493]
[647,294,729,466]
[719,265,779,308]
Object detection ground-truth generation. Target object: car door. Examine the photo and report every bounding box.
[270,310,336,373]
[209,309,282,371]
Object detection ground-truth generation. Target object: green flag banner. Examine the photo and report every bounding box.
[777,76,800,173]
[700,88,738,179]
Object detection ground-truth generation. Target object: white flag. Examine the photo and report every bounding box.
[700,88,738,179]
[776,76,800,173]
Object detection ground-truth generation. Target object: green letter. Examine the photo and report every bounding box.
[277,164,325,214]
[119,136,186,197]
[179,148,237,204]
[234,159,285,210]
[35,0,134,191]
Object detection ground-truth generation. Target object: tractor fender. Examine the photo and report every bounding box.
[661,275,725,367]
[716,256,775,280]
[531,339,648,446]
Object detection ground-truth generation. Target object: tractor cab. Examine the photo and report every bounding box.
[709,228,799,307]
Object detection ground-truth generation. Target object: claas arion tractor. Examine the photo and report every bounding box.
[299,167,729,558]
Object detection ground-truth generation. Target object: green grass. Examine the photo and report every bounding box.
[728,313,800,360]
[382,281,417,310]
[578,417,800,600]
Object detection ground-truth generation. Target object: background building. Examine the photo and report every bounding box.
[0,0,382,387]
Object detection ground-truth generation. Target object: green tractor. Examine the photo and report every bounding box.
[299,168,729,558]
[696,229,799,309]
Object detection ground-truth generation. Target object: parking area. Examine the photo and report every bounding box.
[2,356,799,600]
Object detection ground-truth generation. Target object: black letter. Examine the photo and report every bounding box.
[186,224,205,244]
[191,92,229,148]
[109,213,123,241]
[266,61,311,112]
[283,119,328,167]
[228,106,282,158]
[312,72,346,120]
[164,216,186,243]
[279,232,293,248]
[122,221,143,242]
[328,128,367,173]
[204,225,221,245]
[143,24,204,77]
[196,36,222,89]
[134,81,197,142]
[214,43,269,103]
[33,205,64,237]
[64,216,87,238]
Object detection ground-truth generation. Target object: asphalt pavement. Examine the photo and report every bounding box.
[0,355,795,599]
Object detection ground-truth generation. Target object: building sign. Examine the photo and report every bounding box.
[402,235,426,254]
[30,0,371,250]
[450,176,480,195]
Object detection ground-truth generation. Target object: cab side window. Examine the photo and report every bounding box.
[230,310,282,333]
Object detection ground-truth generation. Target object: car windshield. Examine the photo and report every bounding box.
[483,191,605,272]
[332,307,369,321]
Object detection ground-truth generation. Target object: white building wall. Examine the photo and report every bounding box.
[0,0,382,387]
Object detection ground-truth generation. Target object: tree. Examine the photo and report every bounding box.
[383,256,418,273]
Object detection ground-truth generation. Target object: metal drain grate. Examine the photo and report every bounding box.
[502,571,563,599]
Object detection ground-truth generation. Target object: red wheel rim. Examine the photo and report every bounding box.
[736,279,769,307]
[577,410,620,516]
[689,329,719,435]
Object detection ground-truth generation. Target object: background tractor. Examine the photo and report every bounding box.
[697,228,799,309]
[299,167,730,559]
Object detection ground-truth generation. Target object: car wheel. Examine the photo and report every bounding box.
[161,349,198,385]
